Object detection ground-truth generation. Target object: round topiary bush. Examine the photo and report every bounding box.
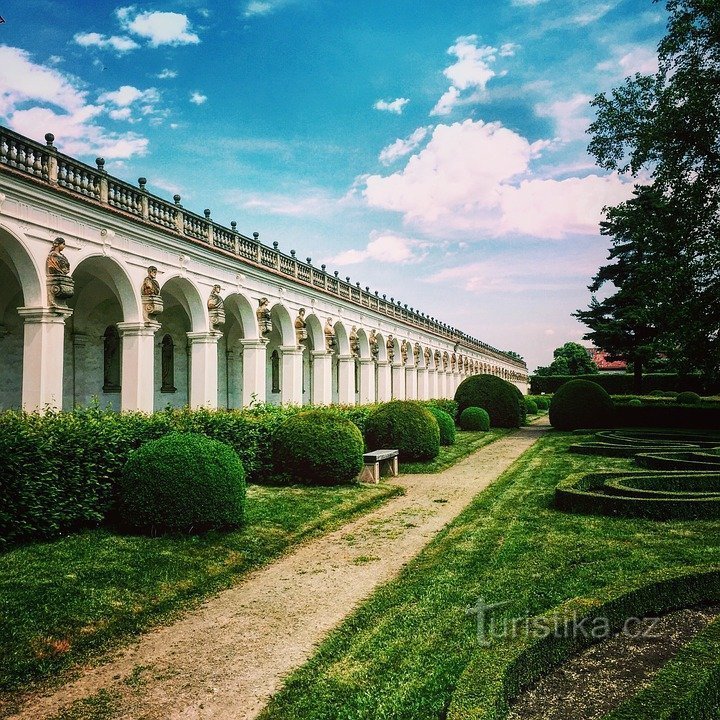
[273,410,364,484]
[535,396,549,411]
[454,374,524,428]
[458,407,490,431]
[549,379,614,430]
[525,398,539,415]
[677,391,702,405]
[365,401,440,462]
[427,406,456,446]
[118,432,246,534]
[628,398,643,407]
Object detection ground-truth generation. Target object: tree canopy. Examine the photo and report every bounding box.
[581,0,720,387]
[535,342,598,377]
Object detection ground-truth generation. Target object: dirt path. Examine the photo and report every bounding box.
[9,421,548,720]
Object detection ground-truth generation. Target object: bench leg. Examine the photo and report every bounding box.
[378,458,399,478]
[358,462,380,484]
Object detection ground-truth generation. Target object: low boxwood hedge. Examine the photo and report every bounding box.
[448,567,720,720]
[458,407,490,431]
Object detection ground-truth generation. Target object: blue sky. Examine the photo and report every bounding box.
[0,0,666,370]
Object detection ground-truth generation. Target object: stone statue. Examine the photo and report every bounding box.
[350,325,360,358]
[414,343,421,365]
[424,347,432,366]
[208,284,224,310]
[324,317,336,351]
[451,352,457,370]
[141,266,160,296]
[257,297,272,335]
[386,334,395,363]
[46,237,70,276]
[443,352,449,370]
[208,284,225,327]
[46,237,74,308]
[400,339,408,365]
[434,349,441,369]
[295,308,307,344]
[369,329,379,360]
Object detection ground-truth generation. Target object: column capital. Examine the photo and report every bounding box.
[311,349,332,359]
[279,345,303,356]
[375,359,390,368]
[186,331,220,345]
[17,306,72,323]
[358,357,374,365]
[117,321,161,337]
[240,337,268,349]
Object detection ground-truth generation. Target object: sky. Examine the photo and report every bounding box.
[0,0,666,371]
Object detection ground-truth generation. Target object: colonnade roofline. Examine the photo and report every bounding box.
[0,124,525,371]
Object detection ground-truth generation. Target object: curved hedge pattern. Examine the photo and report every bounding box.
[448,567,720,720]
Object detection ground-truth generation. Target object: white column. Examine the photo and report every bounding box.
[405,366,417,400]
[438,371,447,399]
[359,358,375,405]
[280,345,303,405]
[18,307,71,412]
[117,321,160,413]
[337,355,355,405]
[311,350,332,405]
[452,371,461,396]
[428,368,438,399]
[240,338,267,407]
[187,331,219,408]
[392,363,406,399]
[417,367,429,400]
[376,360,392,402]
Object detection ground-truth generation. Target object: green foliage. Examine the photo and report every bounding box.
[118,432,246,534]
[548,379,614,430]
[273,410,364,484]
[424,398,459,419]
[524,398,538,415]
[530,373,706,396]
[427,407,456,446]
[364,401,440,462]
[454,374,524,428]
[535,342,598,376]
[458,407,490,431]
[627,398,643,407]
[677,391,702,405]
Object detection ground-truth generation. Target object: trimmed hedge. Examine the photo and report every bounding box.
[448,567,720,720]
[530,373,707,395]
[458,407,490,431]
[677,391,702,405]
[427,407,457,446]
[554,471,720,520]
[532,396,549,411]
[634,450,720,472]
[273,410,364,484]
[548,380,614,430]
[454,375,523,428]
[118,432,246,533]
[364,401,440,462]
[524,398,538,415]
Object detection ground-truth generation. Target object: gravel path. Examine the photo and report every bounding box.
[8,421,548,720]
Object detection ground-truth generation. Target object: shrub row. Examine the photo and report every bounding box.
[530,373,707,396]
[448,567,720,720]
[454,375,525,428]
[554,471,720,520]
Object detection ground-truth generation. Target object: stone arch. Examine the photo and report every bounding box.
[265,301,297,404]
[160,275,206,332]
[332,320,350,404]
[220,291,258,408]
[0,226,42,408]
[303,311,324,405]
[65,254,140,410]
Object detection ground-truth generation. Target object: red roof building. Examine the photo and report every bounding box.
[588,348,628,373]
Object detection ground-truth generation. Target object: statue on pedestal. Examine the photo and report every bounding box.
[369,329,379,360]
[400,339,408,365]
[386,334,395,363]
[208,284,225,327]
[414,343,421,365]
[46,237,74,308]
[257,297,272,336]
[424,347,432,367]
[141,266,163,321]
[295,308,307,344]
[324,317,336,352]
[350,325,360,358]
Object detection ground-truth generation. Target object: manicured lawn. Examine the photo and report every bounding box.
[402,429,510,474]
[260,430,720,720]
[0,482,401,697]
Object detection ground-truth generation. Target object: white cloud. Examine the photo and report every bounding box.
[374,97,410,114]
[98,85,159,108]
[116,7,200,46]
[430,35,502,116]
[597,46,658,76]
[0,46,149,159]
[328,232,429,266]
[535,93,592,142]
[378,126,431,166]
[243,0,297,17]
[74,32,139,52]
[228,189,337,217]
[363,118,633,239]
[157,68,178,79]
[190,92,208,105]
[512,0,549,5]
[571,2,617,25]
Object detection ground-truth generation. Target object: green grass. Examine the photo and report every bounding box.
[401,429,509,473]
[0,482,401,699]
[259,431,720,720]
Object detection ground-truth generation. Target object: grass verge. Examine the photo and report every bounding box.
[402,429,509,474]
[0,482,401,701]
[259,430,720,720]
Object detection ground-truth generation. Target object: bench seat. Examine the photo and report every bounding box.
[359,449,399,484]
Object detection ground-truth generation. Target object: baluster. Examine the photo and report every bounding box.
[9,139,18,167]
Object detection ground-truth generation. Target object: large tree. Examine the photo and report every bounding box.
[585,0,720,386]
[535,342,598,377]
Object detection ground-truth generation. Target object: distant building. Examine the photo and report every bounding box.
[587,347,627,373]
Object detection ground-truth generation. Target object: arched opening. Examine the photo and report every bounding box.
[102,325,121,393]
[219,292,256,408]
[304,312,324,405]
[265,302,295,404]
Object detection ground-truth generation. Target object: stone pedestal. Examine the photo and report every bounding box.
[311,350,332,405]
[280,345,303,405]
[187,331,220,408]
[358,358,375,404]
[18,306,72,411]
[391,363,406,400]
[337,354,356,405]
[376,360,391,402]
[405,366,417,400]
[240,338,268,406]
[117,321,160,412]
[417,367,429,400]
[428,368,438,399]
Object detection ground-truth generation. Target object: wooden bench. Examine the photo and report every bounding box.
[358,449,399,484]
